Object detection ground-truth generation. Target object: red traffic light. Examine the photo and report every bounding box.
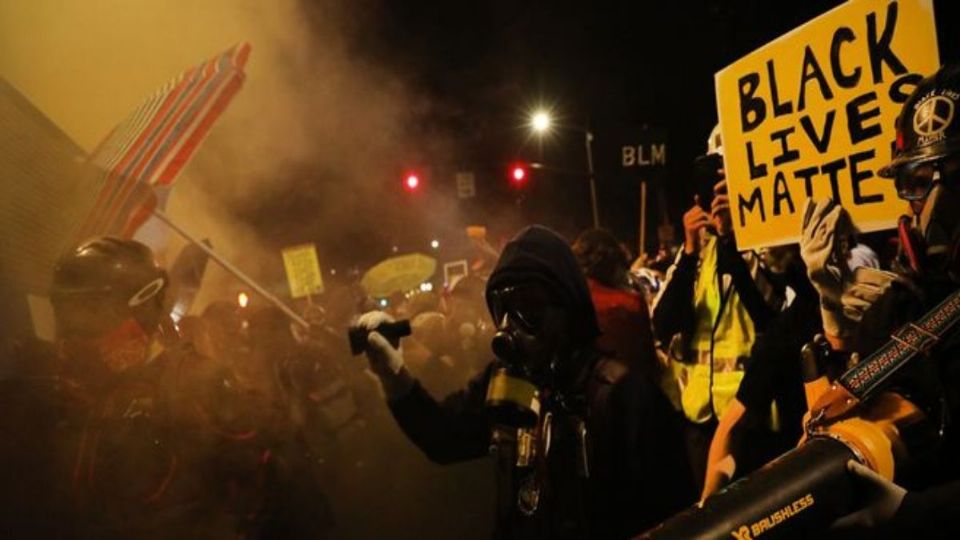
[404,173,420,191]
[510,163,528,185]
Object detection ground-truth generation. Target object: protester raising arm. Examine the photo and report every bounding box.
[799,199,902,350]
[650,200,706,344]
[356,311,493,465]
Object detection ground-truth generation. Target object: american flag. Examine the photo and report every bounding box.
[74,42,251,240]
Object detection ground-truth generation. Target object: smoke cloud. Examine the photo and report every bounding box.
[0,0,461,310]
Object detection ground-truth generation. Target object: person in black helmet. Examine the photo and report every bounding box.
[51,237,248,538]
[51,237,174,376]
[353,225,694,539]
[827,64,960,539]
[1,237,285,539]
[1,237,180,537]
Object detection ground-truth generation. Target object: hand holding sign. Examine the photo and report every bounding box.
[800,198,857,338]
[801,199,854,302]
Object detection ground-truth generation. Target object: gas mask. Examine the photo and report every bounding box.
[894,157,960,280]
[484,283,569,429]
[486,282,596,517]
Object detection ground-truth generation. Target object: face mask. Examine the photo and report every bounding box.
[907,183,960,280]
[59,318,151,374]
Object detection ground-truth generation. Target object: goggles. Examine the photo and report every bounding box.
[894,159,944,201]
[488,284,555,334]
[893,157,960,202]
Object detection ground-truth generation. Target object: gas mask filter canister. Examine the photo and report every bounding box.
[485,367,541,428]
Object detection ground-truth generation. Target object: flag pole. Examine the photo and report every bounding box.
[152,209,308,328]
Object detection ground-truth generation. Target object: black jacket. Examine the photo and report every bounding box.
[733,272,822,475]
[388,226,695,539]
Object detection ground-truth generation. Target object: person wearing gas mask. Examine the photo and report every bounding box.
[651,126,782,491]
[818,64,960,538]
[355,225,694,539]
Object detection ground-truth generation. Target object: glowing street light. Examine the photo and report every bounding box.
[527,108,599,228]
[430,239,440,249]
[237,292,249,308]
[530,110,552,134]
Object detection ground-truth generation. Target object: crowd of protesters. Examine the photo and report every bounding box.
[348,63,960,539]
[3,63,960,540]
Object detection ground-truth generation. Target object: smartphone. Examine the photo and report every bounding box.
[693,153,724,211]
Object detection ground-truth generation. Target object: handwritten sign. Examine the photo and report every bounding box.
[716,0,939,249]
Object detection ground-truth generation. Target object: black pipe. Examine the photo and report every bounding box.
[640,437,859,539]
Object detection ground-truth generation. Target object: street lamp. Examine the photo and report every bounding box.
[531,111,552,134]
[528,110,600,229]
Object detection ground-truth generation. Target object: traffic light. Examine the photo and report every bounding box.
[509,162,528,186]
[403,172,421,192]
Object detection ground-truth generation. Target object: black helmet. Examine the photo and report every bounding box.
[879,64,960,178]
[51,237,168,334]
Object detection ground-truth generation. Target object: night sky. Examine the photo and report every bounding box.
[258,0,959,273]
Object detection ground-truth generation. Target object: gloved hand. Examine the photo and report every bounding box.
[355,311,414,400]
[841,267,901,323]
[800,199,856,338]
[830,460,906,531]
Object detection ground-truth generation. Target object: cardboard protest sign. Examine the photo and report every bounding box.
[443,259,469,286]
[281,243,324,298]
[716,0,939,250]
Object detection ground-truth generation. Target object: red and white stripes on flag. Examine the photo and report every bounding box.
[75,42,251,240]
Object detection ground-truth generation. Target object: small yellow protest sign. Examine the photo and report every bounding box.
[716,0,939,250]
[281,243,324,298]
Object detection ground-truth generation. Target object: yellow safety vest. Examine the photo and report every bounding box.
[680,236,756,423]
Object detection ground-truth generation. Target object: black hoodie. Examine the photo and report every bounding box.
[387,225,694,539]
[486,225,600,347]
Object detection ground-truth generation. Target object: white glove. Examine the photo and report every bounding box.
[355,311,413,399]
[800,199,856,338]
[830,460,906,531]
[841,267,900,323]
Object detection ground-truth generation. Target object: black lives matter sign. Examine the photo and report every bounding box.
[715,0,939,249]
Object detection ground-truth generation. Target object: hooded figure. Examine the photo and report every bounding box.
[355,226,694,539]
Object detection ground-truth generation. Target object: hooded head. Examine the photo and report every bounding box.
[485,226,599,389]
